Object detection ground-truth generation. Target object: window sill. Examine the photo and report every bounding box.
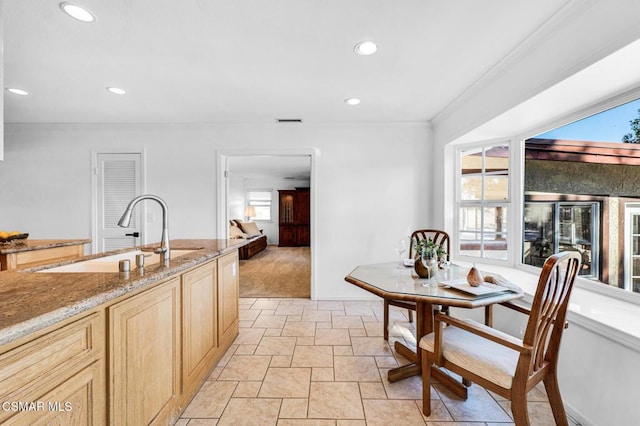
[455,260,640,352]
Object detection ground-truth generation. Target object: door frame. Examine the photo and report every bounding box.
[91,149,148,254]
[216,148,319,299]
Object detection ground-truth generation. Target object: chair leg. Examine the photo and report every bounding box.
[408,309,414,323]
[421,350,432,416]
[543,372,569,426]
[383,299,389,341]
[510,389,530,426]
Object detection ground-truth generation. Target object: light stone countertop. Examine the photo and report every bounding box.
[0,239,247,347]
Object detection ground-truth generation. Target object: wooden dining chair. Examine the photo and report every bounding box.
[419,251,582,425]
[383,229,450,340]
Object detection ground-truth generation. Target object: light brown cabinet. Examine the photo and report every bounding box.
[278,188,310,247]
[182,260,218,396]
[0,312,105,425]
[217,251,239,347]
[108,277,181,425]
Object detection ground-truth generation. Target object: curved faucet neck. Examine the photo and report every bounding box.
[119,194,170,261]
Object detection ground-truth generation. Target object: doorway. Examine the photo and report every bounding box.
[91,152,145,253]
[217,149,317,298]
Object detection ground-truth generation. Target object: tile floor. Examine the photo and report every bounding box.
[176,298,581,425]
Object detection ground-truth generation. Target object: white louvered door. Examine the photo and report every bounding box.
[96,153,143,252]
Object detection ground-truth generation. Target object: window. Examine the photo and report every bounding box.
[524,97,640,293]
[246,190,272,221]
[457,143,510,260]
[523,201,599,277]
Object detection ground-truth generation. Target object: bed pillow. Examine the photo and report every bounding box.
[229,225,248,239]
[239,221,262,237]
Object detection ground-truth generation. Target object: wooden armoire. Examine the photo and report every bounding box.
[278,188,310,247]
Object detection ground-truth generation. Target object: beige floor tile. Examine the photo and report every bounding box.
[239,320,255,328]
[207,366,224,380]
[282,321,317,337]
[311,367,334,381]
[351,337,393,356]
[418,399,454,421]
[317,301,345,311]
[233,381,262,398]
[251,300,282,310]
[287,314,303,322]
[314,329,351,346]
[360,315,379,323]
[296,336,316,346]
[255,336,298,355]
[359,382,387,399]
[259,368,312,398]
[336,421,365,426]
[174,419,190,426]
[217,344,238,367]
[362,399,426,425]
[348,328,367,337]
[307,382,364,419]
[277,421,336,426]
[343,303,376,317]
[374,356,398,368]
[270,355,293,368]
[239,298,257,305]
[331,316,364,329]
[302,310,333,322]
[240,309,261,321]
[217,398,281,426]
[265,328,283,336]
[275,304,305,316]
[186,419,218,425]
[253,315,287,329]
[498,400,561,426]
[333,356,381,382]
[280,398,309,418]
[182,381,237,418]
[235,344,257,355]
[218,355,272,381]
[232,328,266,345]
[330,348,350,358]
[292,345,334,368]
[363,322,385,337]
[435,383,512,422]
[379,368,423,399]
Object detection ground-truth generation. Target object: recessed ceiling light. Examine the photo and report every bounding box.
[60,2,96,22]
[6,88,29,96]
[344,97,361,106]
[106,87,126,95]
[354,41,378,56]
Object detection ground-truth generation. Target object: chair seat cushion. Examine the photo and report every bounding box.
[419,320,520,389]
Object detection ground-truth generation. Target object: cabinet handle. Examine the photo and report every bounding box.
[125,232,140,237]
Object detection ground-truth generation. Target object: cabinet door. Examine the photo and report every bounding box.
[294,188,310,225]
[182,260,217,394]
[279,225,296,247]
[109,278,181,426]
[218,252,239,346]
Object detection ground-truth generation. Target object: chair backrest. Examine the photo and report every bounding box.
[518,251,581,380]
[409,229,450,259]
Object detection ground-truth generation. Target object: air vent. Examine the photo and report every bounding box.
[283,177,296,180]
[276,118,303,123]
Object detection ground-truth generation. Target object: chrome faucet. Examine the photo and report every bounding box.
[118,194,170,261]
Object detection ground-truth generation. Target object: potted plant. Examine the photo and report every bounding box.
[413,237,447,277]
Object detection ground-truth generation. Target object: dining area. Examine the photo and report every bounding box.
[344,229,582,426]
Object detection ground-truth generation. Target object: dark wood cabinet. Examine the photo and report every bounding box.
[278,188,310,247]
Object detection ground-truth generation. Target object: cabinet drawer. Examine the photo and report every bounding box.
[0,312,104,405]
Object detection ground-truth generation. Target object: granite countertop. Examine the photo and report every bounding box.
[0,239,247,347]
[0,238,91,254]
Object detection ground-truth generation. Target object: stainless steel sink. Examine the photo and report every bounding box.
[38,249,195,273]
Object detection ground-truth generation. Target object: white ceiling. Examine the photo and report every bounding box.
[4,0,574,124]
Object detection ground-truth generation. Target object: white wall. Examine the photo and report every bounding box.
[0,122,430,300]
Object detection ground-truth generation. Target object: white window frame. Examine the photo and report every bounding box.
[454,139,514,265]
[246,189,273,222]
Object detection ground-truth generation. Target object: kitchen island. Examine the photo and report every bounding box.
[0,238,246,425]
